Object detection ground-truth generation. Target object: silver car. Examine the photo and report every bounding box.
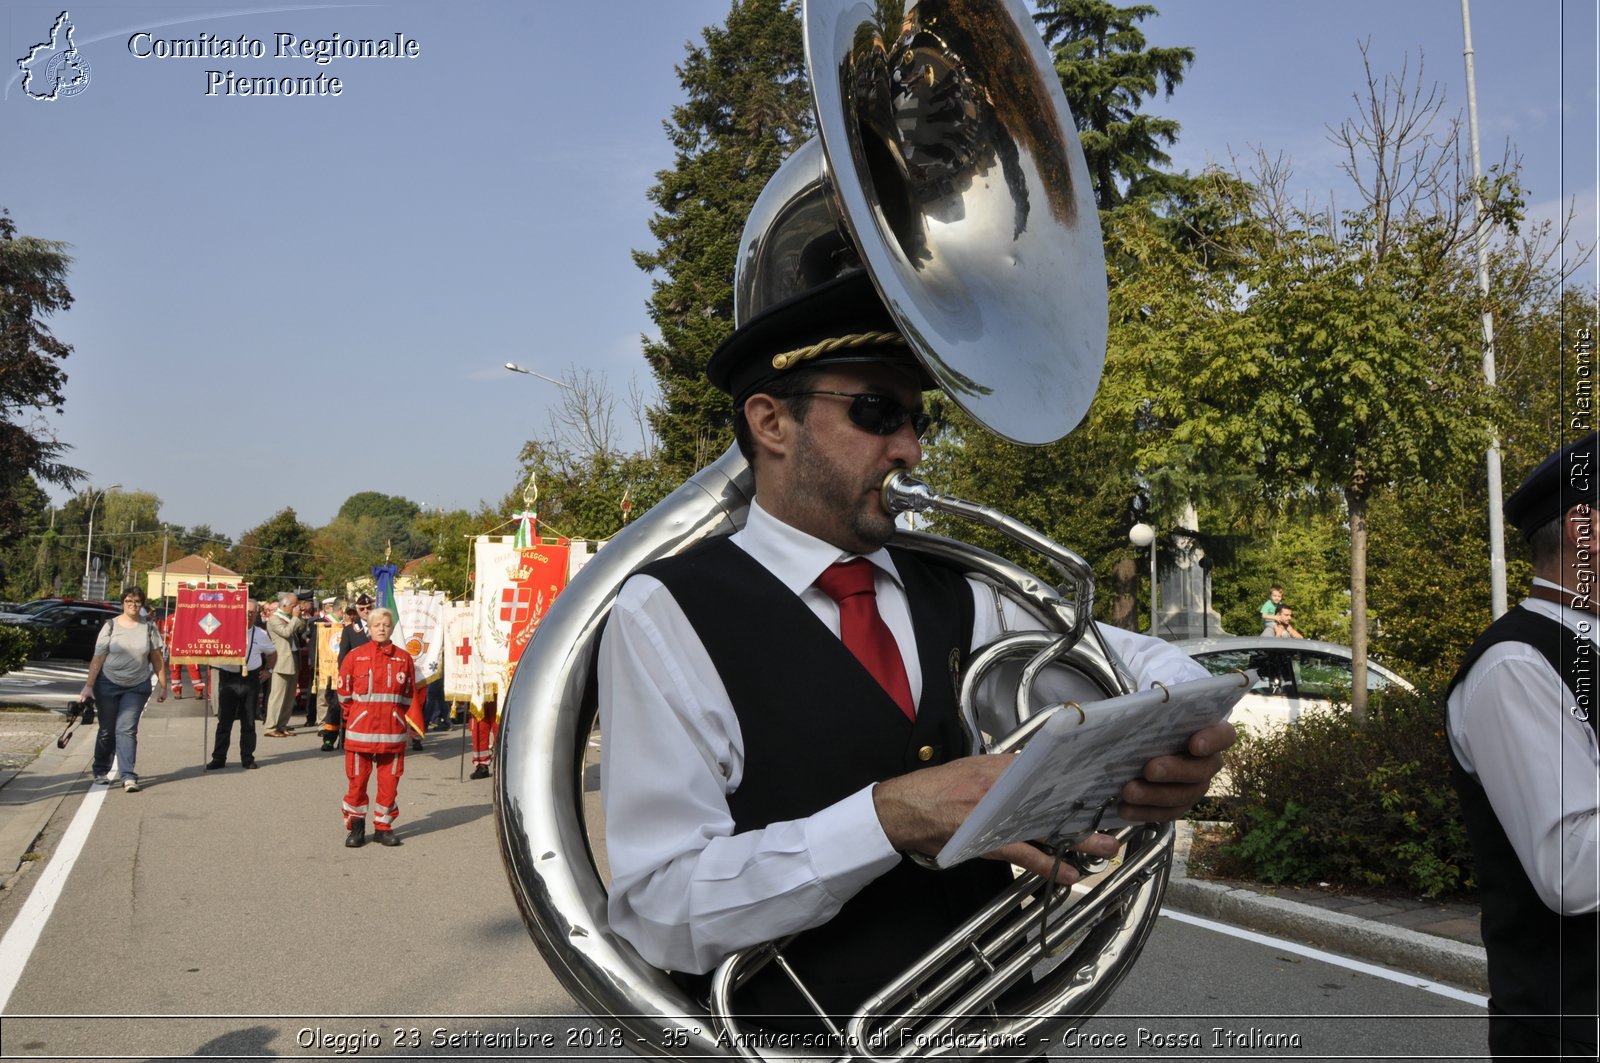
[1173,635,1416,733]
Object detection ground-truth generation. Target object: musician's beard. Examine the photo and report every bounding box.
[785,421,899,555]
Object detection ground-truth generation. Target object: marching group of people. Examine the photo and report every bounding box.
[78,588,499,849]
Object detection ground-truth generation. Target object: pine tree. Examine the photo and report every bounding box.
[1034,0,1193,210]
[0,209,81,544]
[634,0,812,473]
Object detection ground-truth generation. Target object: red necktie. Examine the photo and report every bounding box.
[816,559,915,721]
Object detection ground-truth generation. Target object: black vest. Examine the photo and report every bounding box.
[643,538,1013,1030]
[1447,606,1599,1053]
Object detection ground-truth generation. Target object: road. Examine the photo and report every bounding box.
[0,684,1488,1061]
[0,659,90,714]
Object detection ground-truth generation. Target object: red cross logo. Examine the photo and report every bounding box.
[455,637,473,666]
[500,587,533,625]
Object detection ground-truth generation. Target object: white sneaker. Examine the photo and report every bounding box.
[123,778,141,793]
[92,775,110,786]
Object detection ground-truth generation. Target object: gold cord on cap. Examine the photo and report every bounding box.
[770,330,907,371]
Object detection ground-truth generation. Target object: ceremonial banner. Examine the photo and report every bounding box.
[506,539,569,681]
[395,588,446,686]
[313,621,344,691]
[472,535,571,697]
[372,563,400,635]
[166,586,250,666]
[567,539,599,582]
[441,600,480,711]
[472,537,518,697]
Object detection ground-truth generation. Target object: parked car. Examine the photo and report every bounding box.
[0,602,121,660]
[1173,635,1416,733]
[0,597,119,622]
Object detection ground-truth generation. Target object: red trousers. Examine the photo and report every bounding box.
[170,664,206,693]
[470,702,498,767]
[342,749,404,832]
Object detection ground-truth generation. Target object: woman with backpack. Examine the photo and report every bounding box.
[78,586,167,792]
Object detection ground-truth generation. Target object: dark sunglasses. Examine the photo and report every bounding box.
[795,390,932,439]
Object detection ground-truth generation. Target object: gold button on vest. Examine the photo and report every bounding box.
[917,745,934,762]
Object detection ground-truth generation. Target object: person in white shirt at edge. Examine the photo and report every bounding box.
[598,272,1235,1032]
[1447,429,1600,1061]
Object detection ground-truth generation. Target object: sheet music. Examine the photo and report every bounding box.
[934,672,1251,868]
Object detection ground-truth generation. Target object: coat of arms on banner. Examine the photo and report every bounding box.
[472,535,570,697]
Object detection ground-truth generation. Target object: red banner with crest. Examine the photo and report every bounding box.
[505,541,570,685]
[167,585,251,666]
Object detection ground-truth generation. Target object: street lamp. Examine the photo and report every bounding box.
[83,483,122,594]
[1129,522,1156,636]
[504,362,576,391]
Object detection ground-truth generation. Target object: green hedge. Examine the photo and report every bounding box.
[0,625,42,676]
[1217,689,1473,898]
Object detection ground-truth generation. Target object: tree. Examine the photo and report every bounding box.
[0,210,81,545]
[336,491,420,525]
[509,369,674,541]
[0,474,52,598]
[635,0,811,473]
[411,506,501,600]
[1366,286,1580,691]
[96,489,162,591]
[234,508,315,596]
[173,524,233,558]
[333,491,428,562]
[1144,50,1563,718]
[309,514,388,596]
[1034,0,1194,210]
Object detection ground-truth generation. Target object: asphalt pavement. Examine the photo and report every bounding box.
[0,672,1490,1058]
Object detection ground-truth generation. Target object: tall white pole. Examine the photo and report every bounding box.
[1462,0,1509,618]
[81,484,121,594]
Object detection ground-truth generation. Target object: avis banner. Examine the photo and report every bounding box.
[166,586,251,666]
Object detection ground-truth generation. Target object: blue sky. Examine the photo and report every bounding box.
[4,0,1594,539]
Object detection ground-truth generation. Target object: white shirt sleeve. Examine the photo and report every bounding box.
[1448,635,1600,915]
[970,580,1208,689]
[599,574,900,975]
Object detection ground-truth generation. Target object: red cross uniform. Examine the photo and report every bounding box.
[471,697,497,771]
[338,640,414,835]
[161,615,207,697]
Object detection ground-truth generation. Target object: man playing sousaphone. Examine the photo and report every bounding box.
[597,271,1235,1031]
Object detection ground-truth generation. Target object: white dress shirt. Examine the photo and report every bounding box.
[599,498,1207,974]
[1448,579,1600,915]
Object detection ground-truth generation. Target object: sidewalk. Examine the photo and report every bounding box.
[1167,823,1486,992]
[0,706,1488,996]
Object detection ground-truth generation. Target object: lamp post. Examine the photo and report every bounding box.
[83,483,122,595]
[504,362,577,391]
[1129,522,1156,636]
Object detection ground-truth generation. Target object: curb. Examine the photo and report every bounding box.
[0,715,94,890]
[1165,822,1488,993]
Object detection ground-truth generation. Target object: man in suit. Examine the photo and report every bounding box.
[264,591,308,737]
[339,595,373,664]
[599,272,1233,1030]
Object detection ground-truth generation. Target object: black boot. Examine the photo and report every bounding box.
[374,829,401,847]
[345,822,366,848]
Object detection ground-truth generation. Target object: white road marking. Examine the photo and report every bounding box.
[1161,907,1489,1007]
[0,777,110,1011]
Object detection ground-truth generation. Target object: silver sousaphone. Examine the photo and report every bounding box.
[497,0,1171,1058]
